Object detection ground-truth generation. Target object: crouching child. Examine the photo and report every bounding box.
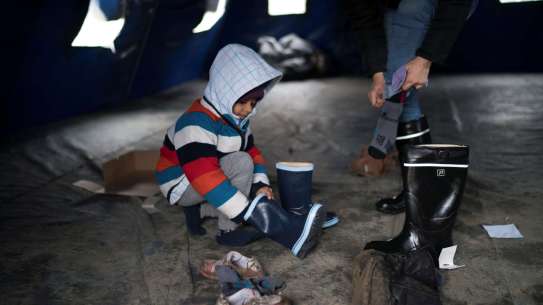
[155,44,325,258]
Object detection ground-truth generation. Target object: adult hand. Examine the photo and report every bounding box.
[256,186,274,200]
[402,56,432,91]
[368,72,385,108]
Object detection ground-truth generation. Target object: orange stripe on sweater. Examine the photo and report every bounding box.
[156,156,177,172]
[191,169,227,195]
[253,155,265,164]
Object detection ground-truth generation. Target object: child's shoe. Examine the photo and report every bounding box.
[351,145,398,176]
[200,251,264,280]
[216,289,291,305]
[182,204,206,235]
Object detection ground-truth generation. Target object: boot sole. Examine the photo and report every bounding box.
[292,204,325,258]
[376,199,405,215]
[376,206,405,215]
[322,216,339,229]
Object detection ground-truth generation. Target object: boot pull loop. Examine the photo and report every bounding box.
[244,193,266,221]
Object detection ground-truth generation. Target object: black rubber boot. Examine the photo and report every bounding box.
[366,144,469,262]
[244,194,326,258]
[376,116,432,214]
[375,190,406,215]
[276,162,339,229]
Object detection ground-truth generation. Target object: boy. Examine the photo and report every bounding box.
[155,44,325,258]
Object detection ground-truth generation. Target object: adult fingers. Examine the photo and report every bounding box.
[369,91,384,108]
[374,97,384,108]
[368,91,375,106]
[402,80,414,91]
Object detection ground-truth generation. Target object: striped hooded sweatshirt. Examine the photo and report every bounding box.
[155,44,282,219]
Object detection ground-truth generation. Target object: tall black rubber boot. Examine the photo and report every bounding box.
[276,162,339,229]
[376,116,432,214]
[244,194,326,258]
[366,144,469,262]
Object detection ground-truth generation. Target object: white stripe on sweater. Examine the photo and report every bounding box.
[252,173,270,185]
[217,190,249,219]
[167,176,190,205]
[173,125,217,150]
[159,175,190,205]
[217,134,243,153]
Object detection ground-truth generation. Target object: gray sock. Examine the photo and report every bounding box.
[369,100,403,159]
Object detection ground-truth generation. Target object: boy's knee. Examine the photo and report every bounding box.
[221,152,254,176]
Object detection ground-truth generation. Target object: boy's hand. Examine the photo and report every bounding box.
[256,186,274,200]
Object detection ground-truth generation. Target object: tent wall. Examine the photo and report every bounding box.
[5,0,543,136]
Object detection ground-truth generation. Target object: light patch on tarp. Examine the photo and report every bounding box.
[72,0,125,52]
[193,0,227,34]
[268,0,307,16]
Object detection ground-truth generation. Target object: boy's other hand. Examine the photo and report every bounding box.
[369,72,385,108]
[256,186,274,200]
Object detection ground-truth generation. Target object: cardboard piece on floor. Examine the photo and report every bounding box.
[140,195,162,214]
[73,180,105,193]
[439,245,465,270]
[73,150,160,198]
[102,150,160,197]
[482,224,523,239]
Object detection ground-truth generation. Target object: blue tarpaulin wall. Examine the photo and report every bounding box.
[4,0,543,136]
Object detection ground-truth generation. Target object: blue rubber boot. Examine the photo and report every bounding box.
[276,162,339,229]
[244,194,325,258]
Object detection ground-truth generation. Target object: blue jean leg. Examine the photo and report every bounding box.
[382,0,436,122]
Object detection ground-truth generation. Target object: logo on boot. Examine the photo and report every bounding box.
[377,134,385,145]
[437,169,445,177]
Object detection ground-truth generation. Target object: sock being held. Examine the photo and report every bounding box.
[368,95,404,159]
[369,65,410,159]
[183,204,206,235]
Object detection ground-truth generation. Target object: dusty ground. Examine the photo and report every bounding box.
[1,76,542,305]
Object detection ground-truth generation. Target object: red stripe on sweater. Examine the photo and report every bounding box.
[160,146,179,165]
[247,146,265,164]
[186,99,223,122]
[182,157,221,181]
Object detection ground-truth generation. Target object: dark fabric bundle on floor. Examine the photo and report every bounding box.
[257,33,328,80]
[352,249,442,305]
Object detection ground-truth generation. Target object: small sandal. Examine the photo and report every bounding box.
[216,289,291,305]
[200,259,220,280]
[200,251,264,280]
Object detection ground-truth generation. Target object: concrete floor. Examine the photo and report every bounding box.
[1,76,542,305]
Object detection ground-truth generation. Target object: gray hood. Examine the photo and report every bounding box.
[203,44,282,123]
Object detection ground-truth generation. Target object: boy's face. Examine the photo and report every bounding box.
[232,99,258,119]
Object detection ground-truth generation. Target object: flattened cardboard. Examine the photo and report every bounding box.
[74,150,161,198]
[102,150,160,197]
